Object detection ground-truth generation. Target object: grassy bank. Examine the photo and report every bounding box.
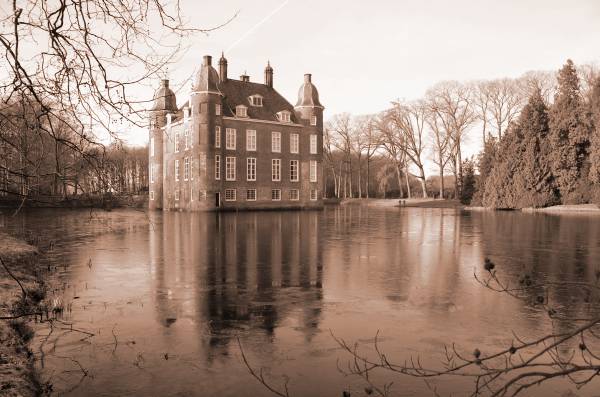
[340,198,463,208]
[0,232,49,396]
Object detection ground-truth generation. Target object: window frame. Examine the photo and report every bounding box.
[310,115,317,126]
[215,126,221,148]
[310,160,317,182]
[289,189,299,201]
[215,103,222,116]
[226,128,236,150]
[246,189,257,201]
[290,160,299,182]
[271,131,281,153]
[310,134,318,154]
[310,189,318,201]
[215,155,221,180]
[246,129,257,151]
[149,191,155,200]
[236,105,248,118]
[225,188,237,201]
[271,189,281,201]
[247,157,257,181]
[290,133,299,154]
[272,159,281,182]
[174,131,180,152]
[175,159,180,182]
[184,157,190,181]
[225,156,236,181]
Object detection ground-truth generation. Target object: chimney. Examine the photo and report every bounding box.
[203,55,212,66]
[304,73,312,83]
[265,61,273,88]
[219,52,228,83]
[161,79,169,88]
[240,73,250,82]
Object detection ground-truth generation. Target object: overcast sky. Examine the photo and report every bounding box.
[125,0,600,163]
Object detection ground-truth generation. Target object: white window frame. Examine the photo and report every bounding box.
[246,129,257,151]
[184,157,190,181]
[289,189,299,201]
[226,128,236,150]
[225,188,236,201]
[271,131,281,153]
[249,95,263,107]
[310,160,317,182]
[150,137,155,157]
[272,159,281,182]
[149,191,155,200]
[290,160,299,182]
[184,127,190,150]
[215,126,221,148]
[271,189,281,201]
[150,164,154,184]
[310,115,317,126]
[175,189,180,201]
[290,133,299,154]
[310,189,318,201]
[278,111,291,123]
[310,134,318,154]
[236,105,248,117]
[216,103,221,116]
[175,160,180,182]
[247,157,256,181]
[215,155,221,180]
[246,189,257,201]
[174,131,180,152]
[225,156,236,181]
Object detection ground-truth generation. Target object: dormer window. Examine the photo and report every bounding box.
[249,95,263,107]
[236,105,248,118]
[277,111,291,123]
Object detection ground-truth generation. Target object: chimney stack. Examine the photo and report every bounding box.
[203,55,212,66]
[240,73,250,82]
[265,61,273,88]
[219,52,228,83]
[304,73,312,83]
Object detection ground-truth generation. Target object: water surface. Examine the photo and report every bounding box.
[2,206,600,396]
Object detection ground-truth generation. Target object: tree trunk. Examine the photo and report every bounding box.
[417,165,427,198]
[366,157,370,199]
[395,164,404,198]
[439,158,445,199]
[357,165,362,199]
[404,166,412,199]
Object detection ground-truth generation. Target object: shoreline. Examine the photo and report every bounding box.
[339,198,463,208]
[464,203,600,214]
[0,232,53,396]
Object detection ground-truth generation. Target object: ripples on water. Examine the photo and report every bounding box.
[2,206,600,396]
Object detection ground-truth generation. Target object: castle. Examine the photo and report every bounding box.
[148,54,324,211]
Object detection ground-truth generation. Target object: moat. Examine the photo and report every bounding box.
[2,206,600,396]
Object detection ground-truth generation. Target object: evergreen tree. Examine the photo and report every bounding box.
[471,136,497,206]
[460,159,476,205]
[548,60,591,202]
[588,76,600,184]
[482,129,522,208]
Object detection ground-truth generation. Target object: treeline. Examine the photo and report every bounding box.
[469,60,600,208]
[324,61,598,203]
[0,95,148,203]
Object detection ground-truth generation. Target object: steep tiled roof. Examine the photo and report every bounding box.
[219,79,296,123]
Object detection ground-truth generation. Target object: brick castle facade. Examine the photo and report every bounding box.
[148,54,324,211]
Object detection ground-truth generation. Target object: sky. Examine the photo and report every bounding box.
[123,0,600,165]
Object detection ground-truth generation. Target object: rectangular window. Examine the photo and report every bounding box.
[247,158,256,181]
[289,189,299,201]
[246,189,257,201]
[150,164,155,184]
[226,156,236,181]
[310,115,317,126]
[236,106,247,117]
[150,137,155,157]
[246,130,257,151]
[272,159,281,181]
[215,126,221,148]
[290,160,299,182]
[200,153,207,177]
[310,134,318,154]
[226,128,236,150]
[184,157,190,181]
[271,131,281,153]
[216,104,221,116]
[175,189,180,201]
[225,189,236,201]
[215,155,221,180]
[175,160,180,182]
[310,160,317,182]
[271,189,281,201]
[174,131,180,152]
[184,128,190,150]
[191,186,194,202]
[149,191,155,200]
[310,189,318,201]
[290,133,299,154]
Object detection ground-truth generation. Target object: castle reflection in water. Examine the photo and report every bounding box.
[149,211,324,352]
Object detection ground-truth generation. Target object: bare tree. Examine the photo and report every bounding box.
[0,0,234,203]
[330,113,354,198]
[376,112,408,199]
[323,126,340,198]
[389,100,429,198]
[487,79,524,140]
